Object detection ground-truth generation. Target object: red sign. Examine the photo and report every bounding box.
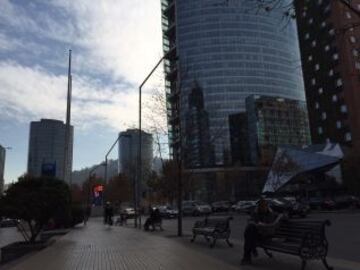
[94,184,103,193]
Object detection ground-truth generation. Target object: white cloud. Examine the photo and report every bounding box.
[48,0,164,83]
[0,61,150,131]
[0,0,167,129]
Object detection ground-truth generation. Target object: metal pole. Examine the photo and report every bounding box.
[64,49,72,184]
[103,135,120,204]
[137,54,169,229]
[104,157,108,186]
[104,136,120,183]
[176,58,182,237]
[177,157,183,236]
[138,90,142,229]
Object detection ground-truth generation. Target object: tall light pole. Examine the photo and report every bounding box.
[138,53,173,229]
[104,136,120,187]
[64,49,72,185]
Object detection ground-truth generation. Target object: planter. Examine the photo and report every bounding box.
[1,241,46,264]
[40,229,70,242]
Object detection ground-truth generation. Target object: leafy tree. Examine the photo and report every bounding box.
[82,175,104,206]
[104,173,132,203]
[0,176,71,243]
[71,183,84,204]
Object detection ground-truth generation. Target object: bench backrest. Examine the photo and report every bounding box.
[204,217,232,232]
[274,219,330,245]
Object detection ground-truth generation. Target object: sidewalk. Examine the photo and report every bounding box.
[4,219,360,270]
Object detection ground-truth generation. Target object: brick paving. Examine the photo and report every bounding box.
[4,218,360,270]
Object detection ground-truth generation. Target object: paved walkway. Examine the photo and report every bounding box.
[4,219,360,270]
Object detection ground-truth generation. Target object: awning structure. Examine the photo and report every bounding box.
[262,143,343,193]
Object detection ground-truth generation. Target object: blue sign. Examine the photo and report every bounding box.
[41,163,56,177]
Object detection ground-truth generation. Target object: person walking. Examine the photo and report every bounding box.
[84,205,91,226]
[104,201,114,226]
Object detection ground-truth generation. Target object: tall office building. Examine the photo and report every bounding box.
[245,95,311,165]
[118,129,153,180]
[27,119,74,182]
[295,0,360,151]
[229,95,311,166]
[161,0,306,166]
[0,145,5,194]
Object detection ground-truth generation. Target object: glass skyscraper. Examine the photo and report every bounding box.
[162,0,305,166]
[27,119,73,183]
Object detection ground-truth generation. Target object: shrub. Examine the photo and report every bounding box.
[0,176,71,243]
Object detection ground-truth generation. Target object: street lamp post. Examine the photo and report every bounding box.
[138,53,172,229]
[104,136,120,187]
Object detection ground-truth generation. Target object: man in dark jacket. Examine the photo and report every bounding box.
[241,198,282,265]
[104,201,114,225]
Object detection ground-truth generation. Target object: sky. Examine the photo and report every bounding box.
[0,0,166,183]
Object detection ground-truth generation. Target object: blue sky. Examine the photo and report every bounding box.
[0,0,166,183]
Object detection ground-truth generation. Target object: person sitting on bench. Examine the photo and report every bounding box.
[241,198,283,265]
[144,208,162,231]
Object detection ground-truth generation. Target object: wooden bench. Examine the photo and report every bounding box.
[191,216,233,248]
[257,219,333,270]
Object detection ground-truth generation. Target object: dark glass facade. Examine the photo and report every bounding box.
[245,95,311,165]
[162,0,306,166]
[184,82,214,168]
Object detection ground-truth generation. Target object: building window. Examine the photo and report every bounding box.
[308,18,314,24]
[346,11,352,19]
[358,4,360,10]
[317,0,323,5]
[315,102,320,109]
[318,87,323,94]
[321,21,326,28]
[345,132,352,141]
[350,36,356,43]
[329,69,334,76]
[311,78,316,85]
[312,40,317,47]
[305,33,310,40]
[355,62,360,70]
[325,45,330,51]
[318,127,323,134]
[353,49,359,57]
[333,53,339,60]
[329,28,335,35]
[302,11,307,17]
[315,64,320,71]
[308,55,313,61]
[322,112,327,120]
[332,95,338,102]
[336,78,343,87]
[336,121,342,129]
[341,104,348,113]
